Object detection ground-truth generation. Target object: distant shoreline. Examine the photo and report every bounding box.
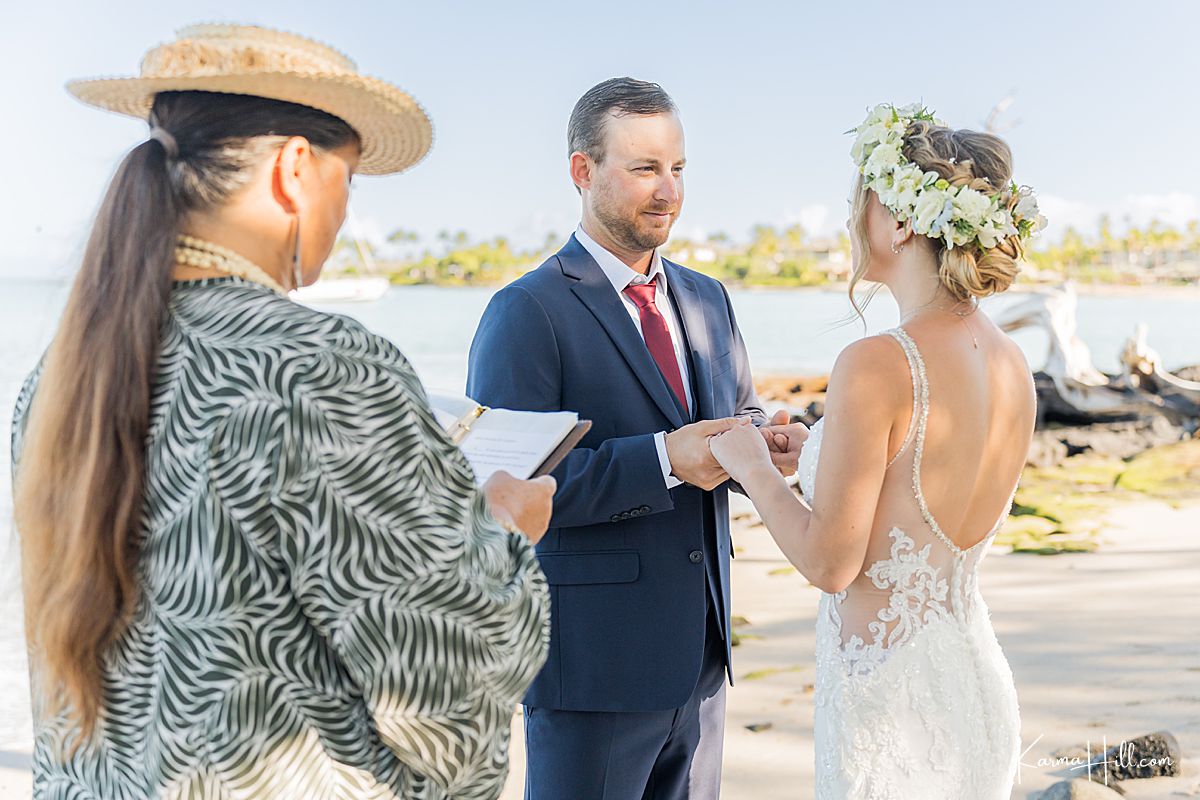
[730,281,1200,297]
[2,275,1198,298]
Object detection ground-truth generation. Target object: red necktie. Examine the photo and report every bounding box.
[622,277,689,417]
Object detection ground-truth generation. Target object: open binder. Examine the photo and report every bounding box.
[428,393,592,484]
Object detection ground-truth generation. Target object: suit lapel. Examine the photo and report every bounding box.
[561,236,686,429]
[663,259,716,421]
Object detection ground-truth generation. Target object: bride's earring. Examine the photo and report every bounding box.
[891,242,904,254]
[290,213,303,292]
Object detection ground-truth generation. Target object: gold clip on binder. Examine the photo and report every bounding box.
[428,393,489,444]
[447,403,487,445]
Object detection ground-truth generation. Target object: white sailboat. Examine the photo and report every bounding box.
[292,274,389,304]
[292,206,391,305]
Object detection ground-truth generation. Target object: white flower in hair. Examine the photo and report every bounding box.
[976,222,1000,249]
[891,165,929,213]
[894,102,930,120]
[912,187,949,235]
[931,197,957,240]
[865,142,902,181]
[952,188,992,228]
[848,103,1047,251]
[850,124,884,163]
[1014,189,1047,235]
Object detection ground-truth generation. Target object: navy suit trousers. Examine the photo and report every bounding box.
[522,586,727,800]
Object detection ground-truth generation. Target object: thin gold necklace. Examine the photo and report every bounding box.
[900,299,980,349]
[174,234,290,297]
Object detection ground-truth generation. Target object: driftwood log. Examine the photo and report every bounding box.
[754,283,1198,467]
[991,284,1200,428]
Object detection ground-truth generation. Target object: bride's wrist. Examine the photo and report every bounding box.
[742,461,779,487]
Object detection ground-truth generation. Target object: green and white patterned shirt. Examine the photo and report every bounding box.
[11,276,550,800]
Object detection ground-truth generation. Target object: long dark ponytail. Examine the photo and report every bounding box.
[14,91,357,739]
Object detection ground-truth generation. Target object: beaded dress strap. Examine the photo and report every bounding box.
[883,328,921,470]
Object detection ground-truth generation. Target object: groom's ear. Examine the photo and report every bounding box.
[570,151,594,194]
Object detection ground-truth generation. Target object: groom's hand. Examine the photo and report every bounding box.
[760,409,808,478]
[665,418,742,491]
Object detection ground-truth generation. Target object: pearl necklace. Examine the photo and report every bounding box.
[174,235,289,297]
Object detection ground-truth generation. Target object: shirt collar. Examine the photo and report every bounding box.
[575,224,666,294]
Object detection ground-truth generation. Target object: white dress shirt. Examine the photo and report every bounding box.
[575,224,690,489]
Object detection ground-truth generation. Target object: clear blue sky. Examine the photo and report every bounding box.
[2,0,1198,278]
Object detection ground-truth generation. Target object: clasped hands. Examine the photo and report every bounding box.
[666,410,808,491]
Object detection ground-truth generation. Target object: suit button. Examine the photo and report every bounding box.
[621,511,632,520]
[689,550,704,564]
[639,505,650,513]
[610,514,621,523]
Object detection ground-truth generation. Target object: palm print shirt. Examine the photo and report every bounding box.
[11,276,550,799]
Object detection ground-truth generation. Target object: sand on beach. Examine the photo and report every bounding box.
[498,496,1200,799]
[2,497,1197,799]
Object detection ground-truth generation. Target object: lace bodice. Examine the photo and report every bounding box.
[802,325,1022,799]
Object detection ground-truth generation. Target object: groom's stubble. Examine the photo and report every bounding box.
[590,173,680,254]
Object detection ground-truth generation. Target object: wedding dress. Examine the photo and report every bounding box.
[799,326,1022,799]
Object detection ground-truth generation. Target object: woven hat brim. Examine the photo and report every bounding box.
[66,72,433,175]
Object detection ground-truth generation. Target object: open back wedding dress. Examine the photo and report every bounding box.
[798,326,1022,799]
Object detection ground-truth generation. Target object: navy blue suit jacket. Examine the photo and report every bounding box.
[466,235,766,712]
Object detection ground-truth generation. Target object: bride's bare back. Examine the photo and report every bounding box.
[878,314,1036,552]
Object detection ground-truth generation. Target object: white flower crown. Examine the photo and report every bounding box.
[849,103,1047,251]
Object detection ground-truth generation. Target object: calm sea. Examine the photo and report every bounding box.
[1,279,1198,746]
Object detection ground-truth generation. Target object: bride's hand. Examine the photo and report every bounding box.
[707,418,774,484]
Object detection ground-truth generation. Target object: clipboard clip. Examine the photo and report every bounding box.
[448,403,489,445]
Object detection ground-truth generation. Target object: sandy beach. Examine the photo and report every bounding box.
[1,496,1196,800]
[497,493,1200,799]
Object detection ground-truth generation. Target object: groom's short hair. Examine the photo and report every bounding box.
[568,78,677,164]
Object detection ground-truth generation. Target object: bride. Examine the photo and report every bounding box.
[709,104,1045,799]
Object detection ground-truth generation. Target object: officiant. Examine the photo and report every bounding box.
[11,23,555,799]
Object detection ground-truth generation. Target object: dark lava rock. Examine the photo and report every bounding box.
[1084,730,1181,782]
[1038,778,1125,798]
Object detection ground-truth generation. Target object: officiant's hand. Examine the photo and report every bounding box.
[665,418,742,491]
[708,417,776,485]
[760,409,808,478]
[483,472,557,544]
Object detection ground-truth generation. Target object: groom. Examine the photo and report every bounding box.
[467,78,803,798]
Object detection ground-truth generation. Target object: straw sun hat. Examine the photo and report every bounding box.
[67,23,433,175]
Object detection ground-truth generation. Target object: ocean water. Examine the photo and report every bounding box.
[1,278,1197,746]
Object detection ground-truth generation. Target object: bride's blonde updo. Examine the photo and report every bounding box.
[849,120,1025,304]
